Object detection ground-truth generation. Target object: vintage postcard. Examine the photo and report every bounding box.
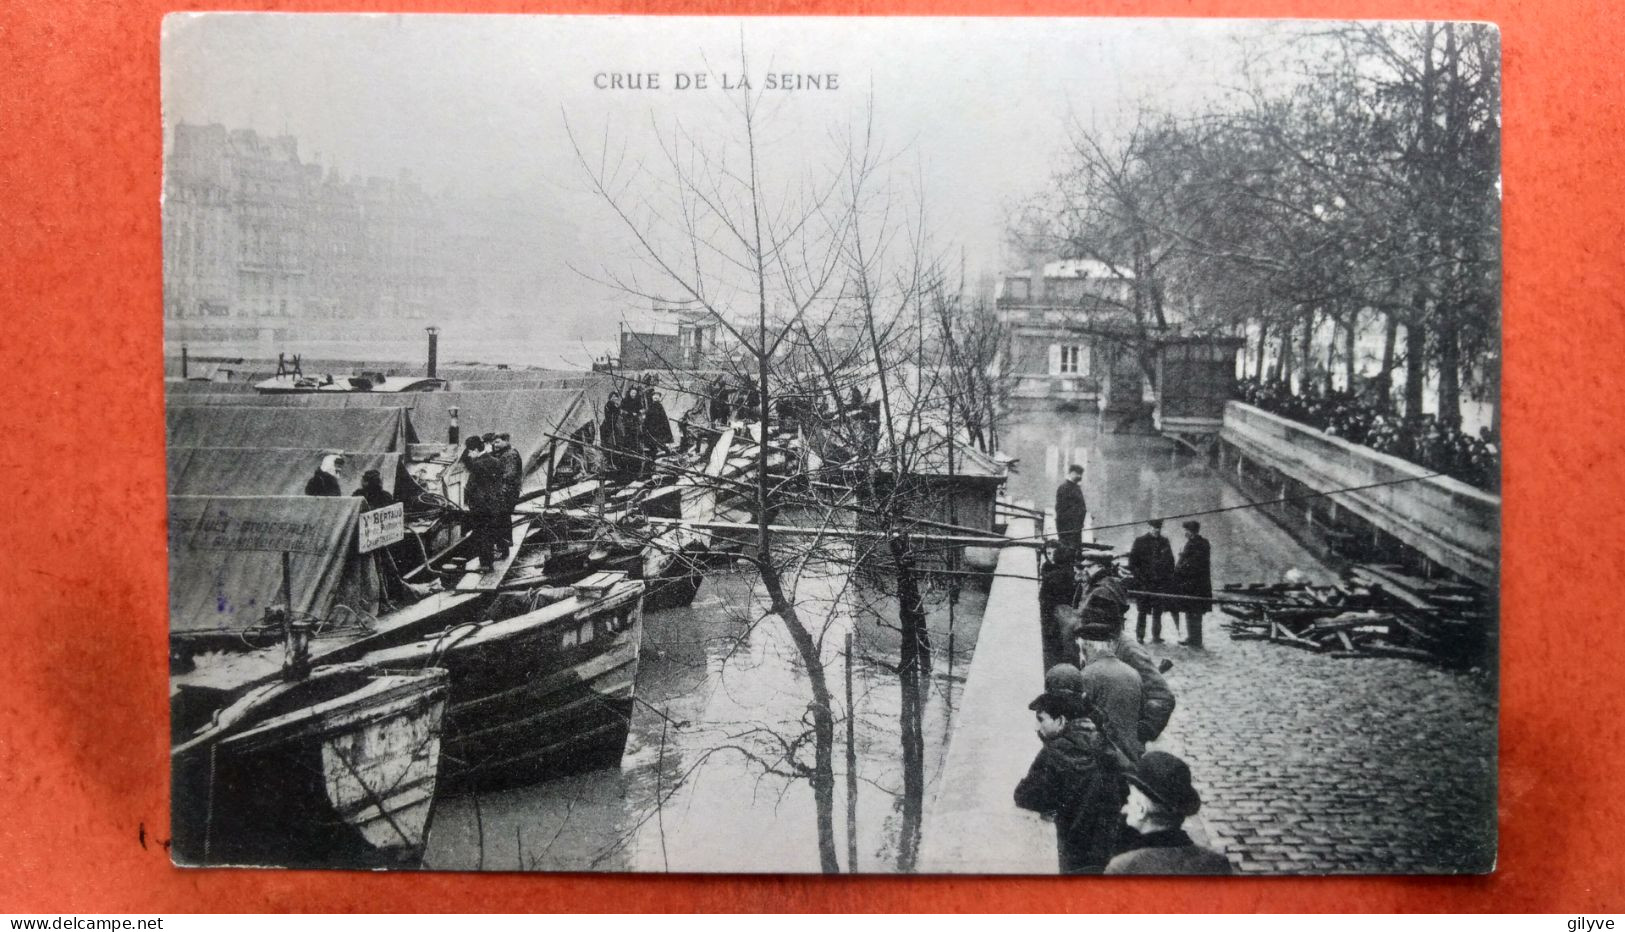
[162,14,1500,874]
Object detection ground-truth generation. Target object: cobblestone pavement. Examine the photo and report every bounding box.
[998,412,1498,875]
[1149,632,1497,874]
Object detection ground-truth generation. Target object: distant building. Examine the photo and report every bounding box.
[995,257,1246,438]
[162,123,552,354]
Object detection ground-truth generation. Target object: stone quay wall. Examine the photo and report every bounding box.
[1217,401,1499,587]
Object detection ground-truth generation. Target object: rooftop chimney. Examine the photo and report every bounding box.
[425,326,440,379]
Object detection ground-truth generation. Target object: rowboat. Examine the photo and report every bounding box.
[171,664,449,869]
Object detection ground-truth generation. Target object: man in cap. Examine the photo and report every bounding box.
[304,453,344,496]
[1105,751,1232,874]
[460,436,507,571]
[1172,520,1214,648]
[1014,675,1128,874]
[1070,578,1177,750]
[1128,518,1178,643]
[492,433,524,510]
[1071,626,1148,762]
[1054,463,1088,551]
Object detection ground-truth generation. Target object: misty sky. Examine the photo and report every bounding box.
[162,15,1286,341]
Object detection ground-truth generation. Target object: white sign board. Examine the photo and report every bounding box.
[358,502,405,553]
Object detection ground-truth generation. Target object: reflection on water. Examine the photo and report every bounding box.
[424,556,985,873]
[1001,410,1327,586]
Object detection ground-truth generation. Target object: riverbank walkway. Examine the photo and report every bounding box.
[923,481,1496,875]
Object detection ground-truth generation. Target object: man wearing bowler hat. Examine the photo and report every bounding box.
[1105,751,1232,874]
[1172,520,1214,648]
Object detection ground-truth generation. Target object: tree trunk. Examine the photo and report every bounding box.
[890,534,928,873]
[1437,302,1462,428]
[1344,308,1359,392]
[1275,327,1292,383]
[1404,318,1427,420]
[1300,311,1316,394]
[1254,320,1268,381]
[1325,313,1338,394]
[762,571,840,873]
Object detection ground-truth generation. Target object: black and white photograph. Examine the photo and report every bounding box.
[162,15,1500,875]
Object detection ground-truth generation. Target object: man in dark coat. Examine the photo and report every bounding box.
[1054,463,1088,551]
[1127,519,1177,643]
[1038,547,1081,670]
[461,436,508,571]
[1105,751,1232,875]
[1172,520,1214,648]
[642,390,675,454]
[1014,687,1128,874]
[304,453,343,496]
[492,433,525,514]
[708,378,732,423]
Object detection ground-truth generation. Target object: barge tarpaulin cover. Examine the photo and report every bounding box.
[167,494,378,637]
[167,448,403,497]
[164,404,416,452]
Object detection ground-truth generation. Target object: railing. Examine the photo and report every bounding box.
[1220,402,1499,585]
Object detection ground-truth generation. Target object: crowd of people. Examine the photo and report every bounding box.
[1236,378,1500,491]
[1020,529,1231,874]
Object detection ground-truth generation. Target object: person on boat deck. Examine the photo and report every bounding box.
[352,468,394,511]
[492,432,524,510]
[1105,751,1232,875]
[708,377,732,423]
[642,390,675,455]
[304,453,343,496]
[461,436,509,569]
[602,391,623,475]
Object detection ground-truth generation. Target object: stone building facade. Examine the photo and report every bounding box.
[163,124,550,354]
[994,258,1146,410]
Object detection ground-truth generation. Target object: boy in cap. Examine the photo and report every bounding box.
[1105,751,1232,875]
[1014,674,1130,874]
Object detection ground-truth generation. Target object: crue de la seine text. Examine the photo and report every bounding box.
[593,72,840,91]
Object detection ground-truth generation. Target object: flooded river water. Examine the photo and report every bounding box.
[423,409,1326,873]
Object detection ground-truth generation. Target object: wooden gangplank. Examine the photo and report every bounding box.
[454,518,534,591]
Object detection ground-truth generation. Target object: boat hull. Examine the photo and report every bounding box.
[357,580,646,793]
[171,666,449,869]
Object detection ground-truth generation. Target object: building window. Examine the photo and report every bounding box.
[1052,344,1087,375]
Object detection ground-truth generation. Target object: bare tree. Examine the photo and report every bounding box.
[566,55,1000,872]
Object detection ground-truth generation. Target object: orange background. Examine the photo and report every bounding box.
[2,0,1620,913]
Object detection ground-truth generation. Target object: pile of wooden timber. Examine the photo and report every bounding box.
[1218,563,1490,666]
